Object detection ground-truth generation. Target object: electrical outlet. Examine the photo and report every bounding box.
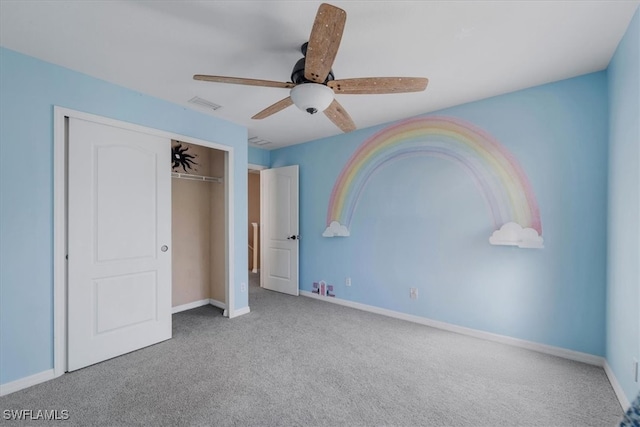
[345,277,351,286]
[410,287,418,299]
[634,358,638,383]
[241,282,246,292]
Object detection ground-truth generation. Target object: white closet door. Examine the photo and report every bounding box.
[68,117,172,371]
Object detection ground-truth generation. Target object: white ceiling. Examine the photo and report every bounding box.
[1,1,638,149]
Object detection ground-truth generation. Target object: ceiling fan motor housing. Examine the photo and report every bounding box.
[290,42,335,85]
[290,58,335,85]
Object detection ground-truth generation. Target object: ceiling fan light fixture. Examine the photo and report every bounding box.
[290,83,334,115]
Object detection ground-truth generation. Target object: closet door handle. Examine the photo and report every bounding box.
[287,235,300,241]
[161,245,169,252]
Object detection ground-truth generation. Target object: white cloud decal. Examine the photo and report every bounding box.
[322,221,350,237]
[489,222,544,249]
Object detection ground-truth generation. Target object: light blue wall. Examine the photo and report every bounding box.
[271,72,609,357]
[248,146,271,167]
[0,48,249,385]
[607,7,640,403]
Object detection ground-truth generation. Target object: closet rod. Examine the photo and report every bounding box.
[171,172,223,183]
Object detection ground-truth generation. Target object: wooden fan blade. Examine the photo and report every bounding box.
[194,75,295,89]
[324,99,356,133]
[252,97,294,120]
[328,77,429,94]
[304,3,346,84]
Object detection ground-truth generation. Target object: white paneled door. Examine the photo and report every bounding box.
[68,117,172,371]
[260,165,299,296]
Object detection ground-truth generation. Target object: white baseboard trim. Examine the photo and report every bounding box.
[301,291,604,367]
[604,360,631,411]
[229,306,250,318]
[173,299,228,314]
[0,369,55,397]
[172,299,211,314]
[209,298,227,310]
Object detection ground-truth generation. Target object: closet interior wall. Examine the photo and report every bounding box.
[171,141,225,308]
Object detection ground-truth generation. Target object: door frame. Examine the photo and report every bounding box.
[53,106,236,377]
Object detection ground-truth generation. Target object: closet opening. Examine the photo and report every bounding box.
[171,140,228,315]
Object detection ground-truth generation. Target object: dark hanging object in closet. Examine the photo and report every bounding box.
[172,143,198,173]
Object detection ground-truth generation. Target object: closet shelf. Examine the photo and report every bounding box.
[171,172,222,183]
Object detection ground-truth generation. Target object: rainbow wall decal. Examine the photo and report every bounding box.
[324,116,543,247]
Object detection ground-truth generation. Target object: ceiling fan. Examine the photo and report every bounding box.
[193,3,429,133]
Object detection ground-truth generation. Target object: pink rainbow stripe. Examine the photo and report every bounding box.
[326,116,542,234]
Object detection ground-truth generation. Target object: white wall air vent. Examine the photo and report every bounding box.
[188,96,222,111]
[248,136,271,146]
